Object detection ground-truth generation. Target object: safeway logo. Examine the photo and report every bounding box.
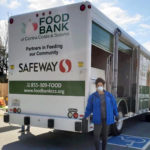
[59,59,72,73]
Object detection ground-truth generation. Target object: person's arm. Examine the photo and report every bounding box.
[110,94,119,117]
[84,95,93,119]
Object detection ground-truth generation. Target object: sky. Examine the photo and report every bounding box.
[0,0,150,51]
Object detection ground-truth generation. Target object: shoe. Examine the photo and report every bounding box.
[26,128,30,132]
[19,130,25,133]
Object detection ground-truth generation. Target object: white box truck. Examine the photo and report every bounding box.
[4,1,150,135]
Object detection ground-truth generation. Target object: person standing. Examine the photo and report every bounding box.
[83,78,119,150]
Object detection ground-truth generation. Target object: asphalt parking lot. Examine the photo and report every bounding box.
[0,111,150,150]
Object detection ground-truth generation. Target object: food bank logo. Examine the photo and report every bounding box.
[21,13,69,36]
[59,59,72,73]
[21,20,38,35]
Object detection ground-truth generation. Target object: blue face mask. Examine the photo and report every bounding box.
[97,86,104,92]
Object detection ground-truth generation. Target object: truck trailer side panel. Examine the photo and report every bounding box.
[8,2,92,132]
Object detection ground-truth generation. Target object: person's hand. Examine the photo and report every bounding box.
[82,117,87,122]
[115,116,119,122]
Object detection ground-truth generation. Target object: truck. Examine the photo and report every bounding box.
[4,1,150,135]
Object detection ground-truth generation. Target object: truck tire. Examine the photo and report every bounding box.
[145,113,150,122]
[139,114,146,121]
[112,107,124,136]
[140,113,150,122]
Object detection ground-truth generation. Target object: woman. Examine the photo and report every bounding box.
[84,78,119,150]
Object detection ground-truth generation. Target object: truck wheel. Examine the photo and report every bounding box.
[145,113,150,122]
[140,113,150,122]
[139,114,146,121]
[112,107,124,136]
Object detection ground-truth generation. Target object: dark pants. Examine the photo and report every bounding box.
[94,121,109,150]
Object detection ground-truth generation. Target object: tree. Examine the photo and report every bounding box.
[0,21,8,83]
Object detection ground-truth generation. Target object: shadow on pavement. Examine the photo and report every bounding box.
[0,126,20,133]
[2,117,149,150]
[2,130,95,150]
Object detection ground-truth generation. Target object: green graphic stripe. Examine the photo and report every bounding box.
[9,81,85,96]
[139,86,150,94]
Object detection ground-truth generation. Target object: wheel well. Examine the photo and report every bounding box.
[118,100,128,115]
